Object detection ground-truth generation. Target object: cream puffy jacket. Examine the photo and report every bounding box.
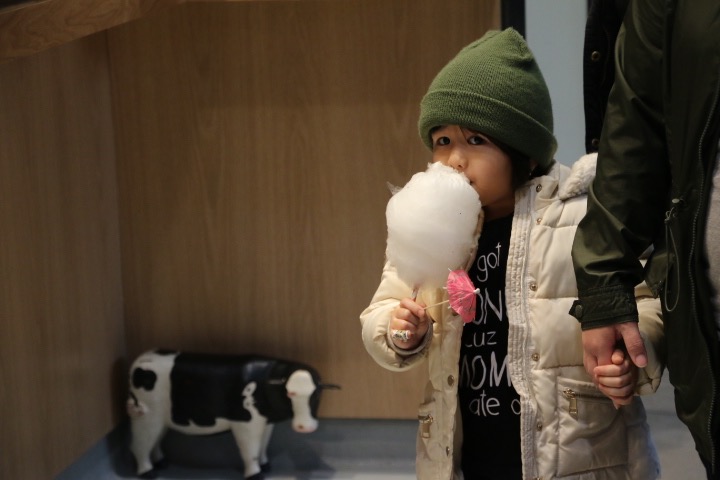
[360,154,664,480]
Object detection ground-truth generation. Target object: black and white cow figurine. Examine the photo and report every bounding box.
[126,349,338,479]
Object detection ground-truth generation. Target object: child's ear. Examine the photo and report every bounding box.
[528,160,539,178]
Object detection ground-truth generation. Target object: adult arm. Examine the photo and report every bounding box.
[571,0,670,370]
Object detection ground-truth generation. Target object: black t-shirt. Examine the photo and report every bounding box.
[458,214,522,479]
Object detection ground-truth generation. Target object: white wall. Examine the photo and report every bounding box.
[526,1,587,166]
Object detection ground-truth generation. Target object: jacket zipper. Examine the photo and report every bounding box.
[562,388,607,420]
[418,413,433,438]
[663,198,684,312]
[563,388,579,419]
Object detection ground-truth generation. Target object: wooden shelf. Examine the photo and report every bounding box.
[0,0,182,63]
[0,0,306,63]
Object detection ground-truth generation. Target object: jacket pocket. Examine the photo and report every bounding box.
[556,377,627,476]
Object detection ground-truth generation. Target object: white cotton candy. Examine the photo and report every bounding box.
[386,162,483,289]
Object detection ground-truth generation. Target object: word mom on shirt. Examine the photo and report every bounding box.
[459,241,520,418]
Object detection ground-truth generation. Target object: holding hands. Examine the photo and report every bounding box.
[594,348,639,408]
[582,323,648,407]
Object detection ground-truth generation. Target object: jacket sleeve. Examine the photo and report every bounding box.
[571,0,671,330]
[634,283,666,394]
[360,260,431,372]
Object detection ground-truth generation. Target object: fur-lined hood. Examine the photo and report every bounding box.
[558,152,597,201]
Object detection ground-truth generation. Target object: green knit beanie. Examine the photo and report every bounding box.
[418,28,557,170]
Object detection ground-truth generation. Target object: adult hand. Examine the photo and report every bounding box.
[582,322,647,379]
[390,297,429,350]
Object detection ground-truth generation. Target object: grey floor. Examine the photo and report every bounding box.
[57,371,705,479]
[641,372,706,479]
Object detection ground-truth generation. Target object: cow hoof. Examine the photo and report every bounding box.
[245,473,265,480]
[260,462,271,473]
[138,470,158,479]
[153,458,169,470]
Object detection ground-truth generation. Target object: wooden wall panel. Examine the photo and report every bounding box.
[109,0,499,418]
[0,33,126,478]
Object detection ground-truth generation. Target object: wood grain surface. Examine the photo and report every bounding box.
[0,1,498,477]
[0,32,126,478]
[109,0,499,419]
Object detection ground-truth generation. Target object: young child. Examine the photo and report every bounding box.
[360,28,664,480]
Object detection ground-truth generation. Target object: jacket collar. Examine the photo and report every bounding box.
[558,152,597,200]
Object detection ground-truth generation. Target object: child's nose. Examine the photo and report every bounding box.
[447,149,466,171]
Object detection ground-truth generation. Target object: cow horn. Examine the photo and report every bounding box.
[319,383,341,390]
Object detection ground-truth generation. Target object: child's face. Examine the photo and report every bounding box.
[431,125,515,221]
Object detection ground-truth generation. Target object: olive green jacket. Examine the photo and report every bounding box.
[571,0,720,470]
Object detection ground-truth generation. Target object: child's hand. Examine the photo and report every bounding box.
[593,348,638,408]
[390,297,430,350]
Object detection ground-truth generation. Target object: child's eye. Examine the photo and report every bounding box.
[468,135,486,146]
[434,136,451,147]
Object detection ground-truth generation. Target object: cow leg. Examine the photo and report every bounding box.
[259,423,274,473]
[129,416,166,478]
[230,418,268,480]
[150,441,168,470]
